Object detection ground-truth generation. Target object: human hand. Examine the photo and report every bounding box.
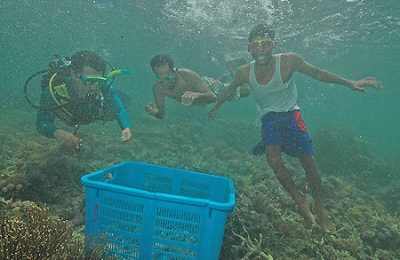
[145,103,159,115]
[349,77,383,92]
[54,129,81,150]
[181,91,200,105]
[121,128,132,142]
[208,107,218,122]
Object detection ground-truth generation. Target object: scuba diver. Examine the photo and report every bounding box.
[24,50,132,150]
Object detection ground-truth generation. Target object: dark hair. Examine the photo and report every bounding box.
[150,54,174,72]
[248,24,275,42]
[70,50,107,73]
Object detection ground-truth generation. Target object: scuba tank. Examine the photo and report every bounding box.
[41,56,71,89]
[24,54,71,110]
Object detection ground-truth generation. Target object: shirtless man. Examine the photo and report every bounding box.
[208,24,382,230]
[145,54,250,119]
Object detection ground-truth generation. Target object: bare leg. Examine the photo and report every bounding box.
[299,155,331,231]
[266,145,316,226]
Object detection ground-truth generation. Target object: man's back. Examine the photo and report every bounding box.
[154,68,214,103]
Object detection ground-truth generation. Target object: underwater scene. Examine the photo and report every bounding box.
[1,0,399,259]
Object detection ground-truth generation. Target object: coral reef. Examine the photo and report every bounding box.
[232,224,273,260]
[0,113,399,259]
[0,201,105,259]
[313,127,395,190]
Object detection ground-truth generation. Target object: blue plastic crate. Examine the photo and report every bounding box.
[81,161,235,260]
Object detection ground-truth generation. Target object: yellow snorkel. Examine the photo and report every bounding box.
[106,69,131,78]
[79,69,132,90]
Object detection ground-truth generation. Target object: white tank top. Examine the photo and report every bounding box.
[249,53,300,117]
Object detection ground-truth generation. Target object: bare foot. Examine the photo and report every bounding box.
[297,196,316,227]
[315,208,333,232]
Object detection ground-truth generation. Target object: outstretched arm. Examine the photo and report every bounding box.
[112,89,131,130]
[208,67,245,121]
[289,52,383,92]
[181,71,217,105]
[36,89,81,149]
[145,84,165,119]
[112,88,132,142]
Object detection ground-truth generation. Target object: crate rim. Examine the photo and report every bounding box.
[81,161,235,212]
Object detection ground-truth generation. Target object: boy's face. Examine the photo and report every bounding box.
[154,63,171,78]
[154,63,175,87]
[248,35,275,60]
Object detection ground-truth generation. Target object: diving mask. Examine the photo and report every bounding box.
[79,75,108,87]
[79,69,132,89]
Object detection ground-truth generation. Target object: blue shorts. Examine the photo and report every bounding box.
[253,110,314,157]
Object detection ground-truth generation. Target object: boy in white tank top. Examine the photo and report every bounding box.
[209,24,382,231]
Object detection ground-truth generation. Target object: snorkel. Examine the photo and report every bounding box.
[106,69,131,78]
[79,69,132,90]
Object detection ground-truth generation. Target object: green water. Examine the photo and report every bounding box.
[1,1,400,258]
[1,0,398,159]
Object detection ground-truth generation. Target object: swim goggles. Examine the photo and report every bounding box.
[155,70,176,82]
[247,39,274,51]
